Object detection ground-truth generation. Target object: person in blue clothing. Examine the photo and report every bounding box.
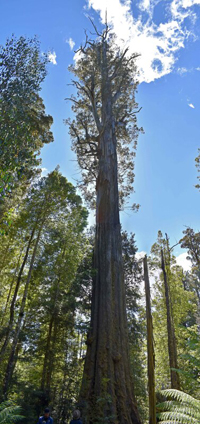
[37,408,53,424]
[70,409,82,424]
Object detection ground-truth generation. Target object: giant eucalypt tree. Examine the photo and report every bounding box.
[67,21,142,424]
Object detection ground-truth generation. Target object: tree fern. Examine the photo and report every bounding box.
[0,401,23,424]
[157,389,200,424]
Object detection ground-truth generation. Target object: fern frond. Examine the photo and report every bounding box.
[157,389,200,424]
[0,401,23,424]
[159,410,199,424]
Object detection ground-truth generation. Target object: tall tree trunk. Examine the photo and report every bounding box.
[3,224,43,397]
[41,314,55,393]
[79,40,141,424]
[41,245,66,392]
[0,227,35,362]
[46,318,57,390]
[41,308,58,395]
[195,289,200,337]
[161,249,180,390]
[143,256,156,424]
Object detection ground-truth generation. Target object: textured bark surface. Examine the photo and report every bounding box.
[143,256,156,424]
[79,39,141,424]
[161,249,180,390]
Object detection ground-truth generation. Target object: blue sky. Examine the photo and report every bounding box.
[1,0,200,261]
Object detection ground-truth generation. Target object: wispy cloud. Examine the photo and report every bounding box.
[188,103,195,108]
[48,51,57,65]
[86,0,200,83]
[66,37,75,50]
[177,67,189,75]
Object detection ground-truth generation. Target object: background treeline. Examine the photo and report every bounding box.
[0,35,199,424]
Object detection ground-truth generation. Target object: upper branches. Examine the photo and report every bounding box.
[66,24,142,209]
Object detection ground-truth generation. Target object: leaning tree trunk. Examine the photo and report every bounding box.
[0,247,24,328]
[143,256,156,424]
[0,227,35,362]
[161,249,180,390]
[3,224,43,397]
[79,40,141,424]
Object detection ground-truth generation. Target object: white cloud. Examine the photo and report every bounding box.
[48,51,57,65]
[41,167,48,176]
[188,103,195,108]
[135,251,147,261]
[176,252,192,270]
[86,0,200,83]
[66,37,75,50]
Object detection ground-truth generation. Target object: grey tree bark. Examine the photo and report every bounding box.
[143,255,156,424]
[161,248,180,390]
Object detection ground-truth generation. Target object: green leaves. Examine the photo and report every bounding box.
[0,36,53,201]
[0,167,89,413]
[0,401,23,424]
[157,389,200,424]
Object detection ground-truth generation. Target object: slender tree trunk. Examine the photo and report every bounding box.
[195,289,200,337]
[41,245,66,392]
[41,314,55,392]
[3,224,43,397]
[143,256,156,424]
[58,364,70,424]
[161,249,180,390]
[41,310,58,395]
[0,227,35,362]
[0,247,24,328]
[46,318,57,389]
[79,40,141,424]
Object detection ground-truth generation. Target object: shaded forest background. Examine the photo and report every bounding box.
[0,34,199,424]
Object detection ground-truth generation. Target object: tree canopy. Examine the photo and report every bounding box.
[0,36,53,202]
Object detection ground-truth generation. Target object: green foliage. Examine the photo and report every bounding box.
[0,401,23,424]
[0,35,53,202]
[157,389,200,424]
[0,168,89,419]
